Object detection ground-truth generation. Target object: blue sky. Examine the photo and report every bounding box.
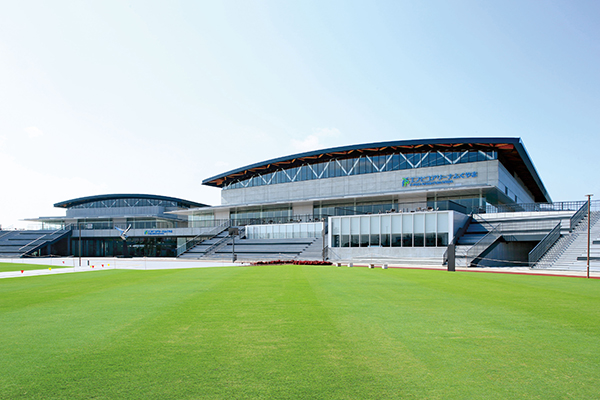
[1,0,599,227]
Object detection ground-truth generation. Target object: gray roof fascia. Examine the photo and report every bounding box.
[512,138,552,203]
[54,193,208,209]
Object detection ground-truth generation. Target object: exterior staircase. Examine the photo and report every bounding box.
[534,211,600,270]
[295,237,324,261]
[0,228,72,258]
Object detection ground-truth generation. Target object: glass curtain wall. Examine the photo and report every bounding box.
[246,222,324,239]
[224,150,496,190]
[331,212,451,248]
[231,207,292,225]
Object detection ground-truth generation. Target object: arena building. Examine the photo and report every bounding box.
[170,137,568,264]
[194,137,550,220]
[4,137,598,269]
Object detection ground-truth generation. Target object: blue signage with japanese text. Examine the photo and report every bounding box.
[402,171,477,188]
[144,229,174,235]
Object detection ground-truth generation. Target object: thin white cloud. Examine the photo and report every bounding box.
[290,128,341,152]
[24,126,44,138]
[313,127,341,138]
[291,134,320,152]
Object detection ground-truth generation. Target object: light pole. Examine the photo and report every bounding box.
[229,227,239,262]
[586,194,593,278]
[78,221,82,267]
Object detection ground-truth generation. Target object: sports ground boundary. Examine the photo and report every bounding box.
[1,256,600,280]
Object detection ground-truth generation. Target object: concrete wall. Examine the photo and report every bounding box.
[497,163,535,204]
[292,202,313,216]
[328,246,446,262]
[214,209,230,220]
[479,241,537,267]
[221,160,502,206]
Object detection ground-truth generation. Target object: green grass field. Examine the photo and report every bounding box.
[0,261,70,273]
[1,265,599,399]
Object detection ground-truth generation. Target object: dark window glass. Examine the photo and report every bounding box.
[437,233,448,246]
[360,234,369,247]
[381,233,390,247]
[321,162,329,178]
[414,233,424,247]
[333,235,340,247]
[341,235,350,247]
[399,155,408,170]
[391,154,400,170]
[420,153,429,167]
[370,234,380,246]
[425,233,436,247]
[402,233,412,247]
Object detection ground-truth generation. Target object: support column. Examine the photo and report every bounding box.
[447,243,456,272]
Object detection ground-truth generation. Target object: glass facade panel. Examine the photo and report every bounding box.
[246,222,323,240]
[437,213,448,232]
[425,213,436,233]
[381,233,390,247]
[381,216,391,234]
[360,234,369,247]
[402,233,413,247]
[370,217,379,235]
[341,218,350,234]
[341,234,349,247]
[425,233,436,247]
[414,233,424,247]
[370,233,380,246]
[333,235,340,247]
[224,150,497,190]
[414,214,424,234]
[331,212,451,248]
[437,232,449,246]
[360,217,370,234]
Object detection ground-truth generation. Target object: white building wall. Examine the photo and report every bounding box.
[214,209,230,220]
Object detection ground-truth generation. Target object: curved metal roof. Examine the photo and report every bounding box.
[202,137,551,203]
[54,194,208,209]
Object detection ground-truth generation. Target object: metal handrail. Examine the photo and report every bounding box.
[175,220,230,256]
[528,222,561,266]
[474,215,497,231]
[570,200,589,232]
[322,245,329,261]
[465,224,502,267]
[443,214,473,265]
[0,230,14,241]
[485,200,600,214]
[201,235,232,258]
[18,224,73,252]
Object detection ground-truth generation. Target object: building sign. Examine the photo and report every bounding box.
[144,229,174,235]
[402,172,478,188]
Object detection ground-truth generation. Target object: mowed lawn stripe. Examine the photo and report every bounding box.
[0,267,243,398]
[304,267,600,399]
[1,265,600,399]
